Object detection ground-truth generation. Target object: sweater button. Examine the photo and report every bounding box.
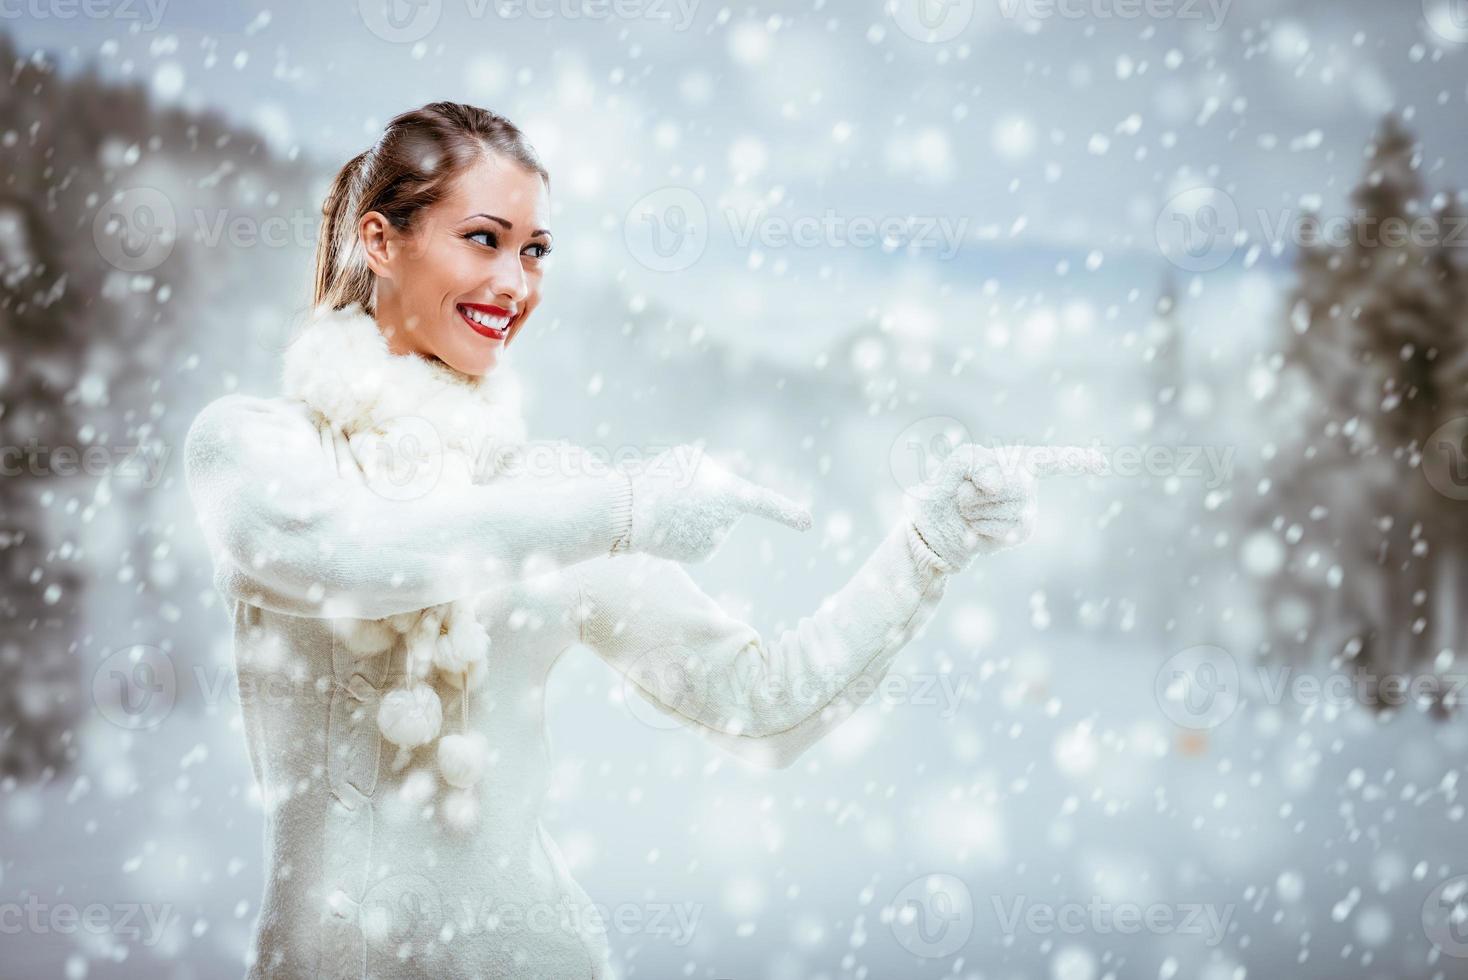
[345,673,377,702]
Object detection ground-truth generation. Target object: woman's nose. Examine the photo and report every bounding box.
[486,252,528,306]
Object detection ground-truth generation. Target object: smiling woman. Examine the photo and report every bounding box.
[184,100,1062,979]
[314,102,552,373]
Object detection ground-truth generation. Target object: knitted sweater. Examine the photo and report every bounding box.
[184,311,957,979]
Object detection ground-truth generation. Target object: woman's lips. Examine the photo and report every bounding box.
[457,303,510,341]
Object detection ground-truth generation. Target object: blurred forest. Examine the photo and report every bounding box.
[0,30,313,780]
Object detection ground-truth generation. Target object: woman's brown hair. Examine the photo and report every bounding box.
[312,101,548,342]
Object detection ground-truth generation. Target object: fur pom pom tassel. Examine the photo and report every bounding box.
[376,684,443,750]
[433,607,489,691]
[437,731,490,789]
[331,617,397,658]
[403,607,447,682]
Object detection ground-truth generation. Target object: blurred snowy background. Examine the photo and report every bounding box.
[4,0,1468,977]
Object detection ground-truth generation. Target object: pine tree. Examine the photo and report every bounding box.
[1259,115,1468,715]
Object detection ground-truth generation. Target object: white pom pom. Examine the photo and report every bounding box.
[433,615,488,690]
[376,684,442,749]
[331,617,397,657]
[436,731,490,788]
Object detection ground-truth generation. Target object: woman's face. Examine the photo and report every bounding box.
[360,151,552,377]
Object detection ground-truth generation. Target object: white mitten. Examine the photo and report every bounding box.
[906,444,1105,572]
[616,445,812,563]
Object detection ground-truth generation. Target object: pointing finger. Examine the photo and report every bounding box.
[730,478,813,531]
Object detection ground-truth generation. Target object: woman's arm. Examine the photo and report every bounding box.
[184,393,633,620]
[572,519,955,769]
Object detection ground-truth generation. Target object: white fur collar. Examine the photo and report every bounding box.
[280,302,527,478]
[280,301,512,800]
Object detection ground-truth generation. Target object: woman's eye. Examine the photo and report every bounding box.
[466,231,496,247]
[525,243,552,259]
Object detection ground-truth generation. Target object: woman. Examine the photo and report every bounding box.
[185,101,1090,979]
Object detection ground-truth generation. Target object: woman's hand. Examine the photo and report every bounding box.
[906,443,1105,572]
[619,445,812,563]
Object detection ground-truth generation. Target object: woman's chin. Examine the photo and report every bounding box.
[437,346,499,378]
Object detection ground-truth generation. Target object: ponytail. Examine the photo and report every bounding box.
[312,149,373,312]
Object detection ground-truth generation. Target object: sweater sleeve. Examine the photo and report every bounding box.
[573,519,954,769]
[184,393,634,620]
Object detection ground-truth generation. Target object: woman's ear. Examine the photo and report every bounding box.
[359,210,395,280]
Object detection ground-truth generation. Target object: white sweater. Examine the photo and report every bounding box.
[184,311,957,979]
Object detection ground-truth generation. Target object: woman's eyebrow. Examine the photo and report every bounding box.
[464,212,551,238]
